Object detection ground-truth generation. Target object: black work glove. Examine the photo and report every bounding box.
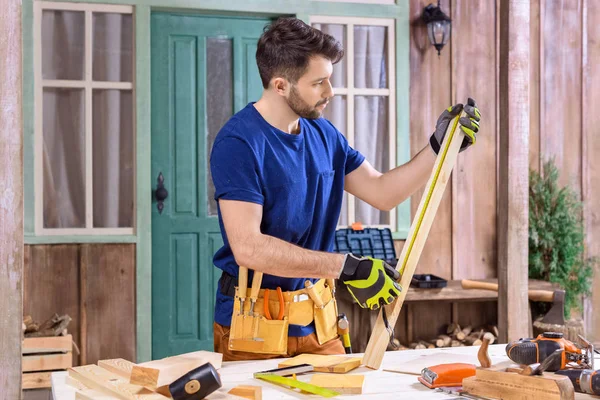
[429,98,481,154]
[338,254,402,310]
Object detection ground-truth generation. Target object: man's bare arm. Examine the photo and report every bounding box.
[219,199,345,278]
[344,145,435,211]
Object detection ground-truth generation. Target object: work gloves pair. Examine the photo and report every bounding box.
[430,98,481,154]
[339,254,402,310]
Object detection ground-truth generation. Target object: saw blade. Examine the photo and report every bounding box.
[254,373,340,397]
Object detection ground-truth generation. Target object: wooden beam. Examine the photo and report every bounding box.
[363,110,467,369]
[497,0,530,343]
[0,0,23,398]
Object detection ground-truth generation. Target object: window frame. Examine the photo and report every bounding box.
[33,1,136,236]
[310,15,397,230]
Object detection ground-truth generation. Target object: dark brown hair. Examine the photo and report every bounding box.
[256,17,344,88]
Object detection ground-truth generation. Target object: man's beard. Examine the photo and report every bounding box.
[286,85,328,120]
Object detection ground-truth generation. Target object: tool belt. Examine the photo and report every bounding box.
[226,271,339,355]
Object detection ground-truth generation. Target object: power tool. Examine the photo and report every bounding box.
[506,332,593,372]
[555,368,600,395]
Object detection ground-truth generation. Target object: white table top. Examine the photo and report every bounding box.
[52,344,599,399]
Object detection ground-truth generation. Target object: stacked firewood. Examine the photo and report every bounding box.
[409,323,498,349]
[22,313,71,337]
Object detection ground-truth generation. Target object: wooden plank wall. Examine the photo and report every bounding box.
[23,244,136,366]
[405,0,600,344]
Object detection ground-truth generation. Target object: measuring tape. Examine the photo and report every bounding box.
[254,373,340,397]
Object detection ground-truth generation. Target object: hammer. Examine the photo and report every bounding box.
[461,280,565,326]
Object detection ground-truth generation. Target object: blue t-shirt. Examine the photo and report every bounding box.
[210,103,365,336]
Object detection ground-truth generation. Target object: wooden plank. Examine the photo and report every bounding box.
[409,0,453,281]
[228,385,262,400]
[98,358,135,380]
[84,244,136,365]
[452,0,497,281]
[0,0,23,397]
[530,0,541,172]
[583,0,600,344]
[309,374,365,395]
[23,334,73,354]
[23,372,52,390]
[497,0,531,343]
[363,107,467,369]
[24,245,81,366]
[66,374,89,390]
[23,353,72,372]
[69,365,169,400]
[540,0,583,192]
[278,354,361,373]
[132,351,223,390]
[76,389,118,400]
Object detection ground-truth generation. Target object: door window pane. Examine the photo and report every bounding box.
[354,25,388,89]
[43,88,86,228]
[206,37,233,216]
[92,89,134,227]
[42,10,85,80]
[312,24,347,87]
[93,13,134,82]
[354,95,389,225]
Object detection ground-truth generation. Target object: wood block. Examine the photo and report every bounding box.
[66,374,89,390]
[98,358,135,380]
[69,364,169,400]
[278,354,361,373]
[309,374,365,394]
[23,352,72,372]
[22,334,72,354]
[22,371,52,389]
[132,350,223,390]
[462,368,574,400]
[228,385,262,400]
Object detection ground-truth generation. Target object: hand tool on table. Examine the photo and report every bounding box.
[337,313,352,354]
[254,363,314,377]
[168,362,221,400]
[519,348,563,376]
[419,363,477,388]
[254,373,340,397]
[435,387,497,400]
[506,332,594,371]
[264,287,284,320]
[363,101,470,369]
[461,279,566,326]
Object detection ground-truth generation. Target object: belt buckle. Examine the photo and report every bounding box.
[293,294,309,302]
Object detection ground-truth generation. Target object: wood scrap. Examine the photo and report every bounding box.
[132,350,223,390]
[278,354,361,373]
[309,374,365,395]
[69,364,169,400]
[228,385,262,400]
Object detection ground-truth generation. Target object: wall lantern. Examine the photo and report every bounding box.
[422,1,451,56]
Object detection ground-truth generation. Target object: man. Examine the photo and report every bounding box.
[210,17,480,361]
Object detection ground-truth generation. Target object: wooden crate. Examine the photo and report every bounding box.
[22,334,72,389]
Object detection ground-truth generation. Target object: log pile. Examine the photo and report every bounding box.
[23,313,72,337]
[408,324,498,349]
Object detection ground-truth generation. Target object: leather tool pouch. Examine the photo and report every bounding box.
[313,282,339,345]
[228,288,289,355]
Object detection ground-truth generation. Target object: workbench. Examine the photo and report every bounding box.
[50,344,599,399]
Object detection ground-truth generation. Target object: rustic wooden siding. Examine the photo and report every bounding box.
[23,244,136,366]
[405,0,600,344]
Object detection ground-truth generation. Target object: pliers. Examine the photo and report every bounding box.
[264,287,285,320]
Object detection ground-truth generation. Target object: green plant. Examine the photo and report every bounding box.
[528,159,596,319]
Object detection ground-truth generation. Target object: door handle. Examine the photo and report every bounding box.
[155,172,168,214]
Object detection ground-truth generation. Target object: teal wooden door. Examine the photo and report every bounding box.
[151,13,270,359]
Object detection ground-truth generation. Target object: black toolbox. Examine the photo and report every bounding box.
[333,226,447,289]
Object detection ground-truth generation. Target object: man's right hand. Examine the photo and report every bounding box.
[338,254,402,310]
